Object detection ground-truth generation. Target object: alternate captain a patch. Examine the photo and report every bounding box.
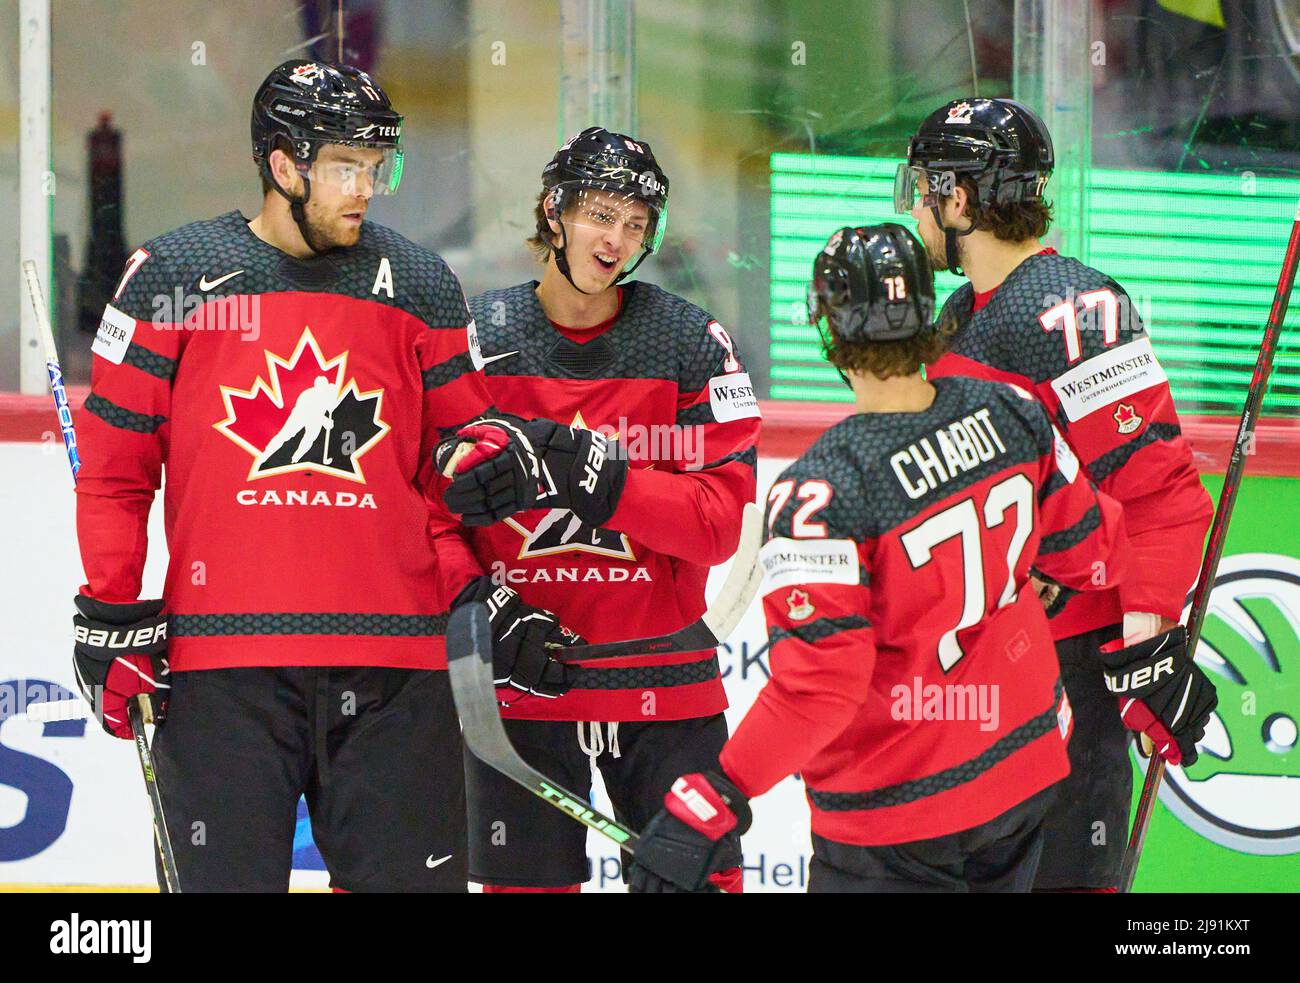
[214,327,390,483]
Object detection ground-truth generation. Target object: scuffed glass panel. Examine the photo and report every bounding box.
[1091,0,1300,416]
[634,0,1017,403]
[1,0,1295,416]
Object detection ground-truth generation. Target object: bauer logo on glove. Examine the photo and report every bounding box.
[1100,626,1218,767]
[71,595,172,739]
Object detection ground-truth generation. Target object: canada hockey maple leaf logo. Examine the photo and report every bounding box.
[214,327,390,483]
[945,101,974,125]
[1113,402,1142,435]
[786,588,815,621]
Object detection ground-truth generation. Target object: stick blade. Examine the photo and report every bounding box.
[701,501,765,643]
[446,603,514,767]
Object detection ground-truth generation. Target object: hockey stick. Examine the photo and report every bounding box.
[448,602,640,848]
[1118,197,1300,893]
[446,602,724,892]
[553,501,764,663]
[22,260,182,894]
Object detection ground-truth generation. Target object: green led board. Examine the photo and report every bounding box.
[770,153,1300,414]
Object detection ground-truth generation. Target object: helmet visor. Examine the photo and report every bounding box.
[556,183,666,253]
[893,163,954,214]
[305,146,404,197]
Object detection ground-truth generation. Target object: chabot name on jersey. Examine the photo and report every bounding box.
[761,537,860,594]
[890,408,1007,500]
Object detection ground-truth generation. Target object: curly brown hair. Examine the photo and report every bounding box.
[526,189,557,261]
[823,332,946,380]
[819,317,949,380]
[957,176,1053,242]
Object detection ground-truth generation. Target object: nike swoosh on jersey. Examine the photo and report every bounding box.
[426,854,453,869]
[198,270,244,291]
[480,350,519,365]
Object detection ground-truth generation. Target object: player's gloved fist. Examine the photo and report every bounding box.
[1100,626,1218,767]
[1028,567,1075,618]
[72,595,171,740]
[627,771,751,894]
[453,576,582,700]
[438,416,546,525]
[443,417,628,528]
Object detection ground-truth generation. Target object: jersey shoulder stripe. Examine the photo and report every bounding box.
[946,251,1146,385]
[467,280,736,389]
[111,212,468,331]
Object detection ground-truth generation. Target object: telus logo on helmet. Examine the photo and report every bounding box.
[353,124,400,140]
[639,170,666,196]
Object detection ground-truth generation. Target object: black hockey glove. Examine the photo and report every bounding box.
[441,417,627,528]
[72,595,171,740]
[1100,626,1218,767]
[627,771,750,894]
[453,576,582,700]
[1028,567,1075,618]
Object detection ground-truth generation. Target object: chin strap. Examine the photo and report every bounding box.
[550,199,654,294]
[263,160,329,256]
[551,219,598,296]
[930,204,978,278]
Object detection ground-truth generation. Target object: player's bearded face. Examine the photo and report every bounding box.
[911,184,952,271]
[554,189,651,293]
[299,145,384,249]
[910,174,968,272]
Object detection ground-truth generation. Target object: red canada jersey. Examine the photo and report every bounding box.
[720,376,1132,846]
[928,251,1212,639]
[77,211,492,671]
[427,280,761,721]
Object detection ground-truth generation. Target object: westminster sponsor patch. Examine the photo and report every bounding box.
[760,536,859,595]
[92,304,136,365]
[1050,336,1166,422]
[708,371,760,423]
[466,318,485,371]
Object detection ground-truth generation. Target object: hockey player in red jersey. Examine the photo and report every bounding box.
[433,127,760,892]
[627,224,1160,892]
[71,60,514,891]
[895,98,1218,890]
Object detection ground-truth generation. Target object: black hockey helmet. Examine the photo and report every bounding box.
[807,224,935,346]
[251,59,404,191]
[895,98,1052,277]
[541,126,669,291]
[895,98,1053,213]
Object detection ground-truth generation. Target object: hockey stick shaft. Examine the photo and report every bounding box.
[129,700,180,893]
[23,260,182,894]
[1119,197,1300,893]
[22,261,80,479]
[554,501,764,663]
